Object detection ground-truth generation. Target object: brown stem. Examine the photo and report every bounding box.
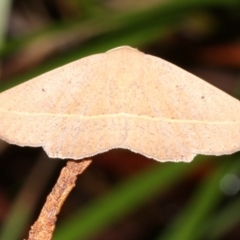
[26,159,92,240]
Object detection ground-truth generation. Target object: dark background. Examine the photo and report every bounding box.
[1,0,240,240]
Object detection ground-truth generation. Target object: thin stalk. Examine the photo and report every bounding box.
[26,159,92,240]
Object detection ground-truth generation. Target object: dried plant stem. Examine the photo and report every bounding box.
[26,159,92,240]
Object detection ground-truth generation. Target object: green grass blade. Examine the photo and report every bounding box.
[0,0,12,50]
[156,159,230,240]
[53,158,204,240]
[198,157,240,239]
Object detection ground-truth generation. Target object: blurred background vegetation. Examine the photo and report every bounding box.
[1,0,240,239]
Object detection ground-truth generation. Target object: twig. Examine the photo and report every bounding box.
[26,159,92,240]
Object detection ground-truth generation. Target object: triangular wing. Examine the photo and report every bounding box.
[0,46,240,162]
